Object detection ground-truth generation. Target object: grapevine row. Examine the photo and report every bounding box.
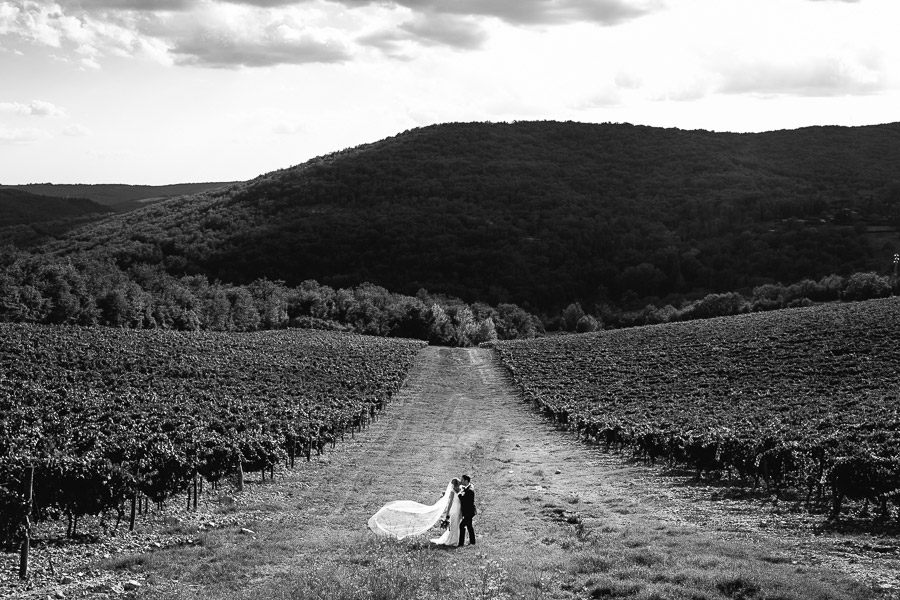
[496,297,900,521]
[0,324,425,547]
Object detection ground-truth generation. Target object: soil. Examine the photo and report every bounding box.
[2,346,898,598]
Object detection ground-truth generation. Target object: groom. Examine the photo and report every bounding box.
[457,474,476,546]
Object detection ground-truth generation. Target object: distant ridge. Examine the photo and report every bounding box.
[0,188,116,247]
[45,120,900,314]
[0,181,237,212]
[0,188,112,226]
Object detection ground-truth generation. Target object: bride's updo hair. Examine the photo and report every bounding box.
[451,478,460,486]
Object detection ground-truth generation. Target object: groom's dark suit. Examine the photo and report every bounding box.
[457,485,476,546]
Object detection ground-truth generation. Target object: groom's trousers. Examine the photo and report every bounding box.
[458,516,475,546]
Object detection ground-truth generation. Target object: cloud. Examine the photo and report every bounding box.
[65,0,192,10]
[358,0,651,54]
[165,13,351,67]
[1,1,353,68]
[2,0,659,69]
[0,126,51,144]
[361,11,487,53]
[63,123,92,136]
[614,71,642,90]
[399,12,487,49]
[272,121,303,134]
[28,99,65,116]
[338,0,659,27]
[0,1,147,61]
[219,0,304,6]
[171,35,348,67]
[718,57,884,97]
[575,89,622,109]
[0,100,66,117]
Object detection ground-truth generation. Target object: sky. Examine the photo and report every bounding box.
[1,0,898,185]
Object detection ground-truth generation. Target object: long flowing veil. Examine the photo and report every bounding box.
[367,482,453,540]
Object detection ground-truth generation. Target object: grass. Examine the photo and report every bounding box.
[549,523,868,600]
[148,534,518,600]
[126,492,872,600]
[85,457,877,600]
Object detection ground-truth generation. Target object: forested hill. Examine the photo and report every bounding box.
[48,121,900,315]
[0,188,114,247]
[0,181,236,212]
[0,188,112,225]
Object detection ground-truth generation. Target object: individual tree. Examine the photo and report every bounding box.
[249,278,289,329]
[842,272,892,301]
[561,302,585,332]
[575,314,600,333]
[227,287,260,331]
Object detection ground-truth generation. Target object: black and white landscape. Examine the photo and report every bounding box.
[1,1,899,599]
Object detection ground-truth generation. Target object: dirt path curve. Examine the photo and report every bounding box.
[148,346,897,599]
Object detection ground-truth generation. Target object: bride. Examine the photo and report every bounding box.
[368,478,461,545]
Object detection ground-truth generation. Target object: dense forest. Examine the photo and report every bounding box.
[44,122,900,314]
[2,120,899,339]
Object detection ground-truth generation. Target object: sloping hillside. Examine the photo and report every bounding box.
[0,188,115,247]
[0,182,236,212]
[0,188,111,225]
[48,121,900,314]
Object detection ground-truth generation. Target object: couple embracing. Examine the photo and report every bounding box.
[367,474,477,547]
[431,475,476,547]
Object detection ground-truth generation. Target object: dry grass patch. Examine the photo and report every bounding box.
[537,515,870,600]
[569,552,614,575]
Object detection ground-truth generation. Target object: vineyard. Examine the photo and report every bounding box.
[0,324,425,548]
[496,297,900,521]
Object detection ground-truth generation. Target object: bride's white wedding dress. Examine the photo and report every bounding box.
[429,489,461,546]
[367,482,460,544]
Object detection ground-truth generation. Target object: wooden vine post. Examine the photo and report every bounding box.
[19,465,34,580]
[236,453,244,493]
[129,493,137,532]
[306,402,313,462]
[129,465,141,532]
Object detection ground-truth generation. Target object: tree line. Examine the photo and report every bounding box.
[555,271,898,331]
[0,247,542,346]
[2,244,896,343]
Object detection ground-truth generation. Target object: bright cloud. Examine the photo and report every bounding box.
[0,125,51,143]
[0,1,149,61]
[0,99,65,116]
[62,123,92,135]
[718,57,884,97]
